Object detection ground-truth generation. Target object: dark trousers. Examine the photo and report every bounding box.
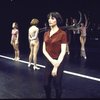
[43,57,65,99]
[69,33,81,63]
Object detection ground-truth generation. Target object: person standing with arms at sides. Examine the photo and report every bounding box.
[69,18,81,62]
[80,13,88,59]
[28,18,40,70]
[43,12,67,98]
[10,22,20,61]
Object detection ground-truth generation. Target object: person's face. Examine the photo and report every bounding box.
[12,23,16,28]
[48,16,57,27]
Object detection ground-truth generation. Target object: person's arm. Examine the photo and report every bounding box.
[43,41,67,77]
[57,44,66,64]
[66,23,81,31]
[84,13,88,27]
[16,30,19,42]
[28,31,31,41]
[77,11,82,26]
[42,42,54,64]
[66,18,69,27]
[28,27,39,41]
[68,26,80,30]
[15,30,19,44]
[51,43,66,77]
[31,28,39,40]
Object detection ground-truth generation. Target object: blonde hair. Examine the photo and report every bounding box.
[30,18,39,25]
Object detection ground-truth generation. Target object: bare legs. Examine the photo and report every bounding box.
[28,42,40,70]
[80,36,87,59]
[11,42,20,61]
[15,50,20,61]
[33,44,40,70]
[28,46,33,67]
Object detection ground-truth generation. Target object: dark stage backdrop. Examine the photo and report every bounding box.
[0,0,100,56]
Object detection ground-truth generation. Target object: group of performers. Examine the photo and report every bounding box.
[10,11,88,98]
[10,19,40,70]
[11,12,88,69]
[65,11,88,60]
[10,11,88,63]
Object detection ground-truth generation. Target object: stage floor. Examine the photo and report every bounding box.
[0,51,100,99]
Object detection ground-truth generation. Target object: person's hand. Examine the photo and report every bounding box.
[51,67,58,77]
[51,59,60,68]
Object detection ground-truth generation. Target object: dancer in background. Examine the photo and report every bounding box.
[69,18,81,63]
[10,22,20,61]
[64,11,82,63]
[28,18,40,70]
[80,13,88,59]
[43,12,67,98]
